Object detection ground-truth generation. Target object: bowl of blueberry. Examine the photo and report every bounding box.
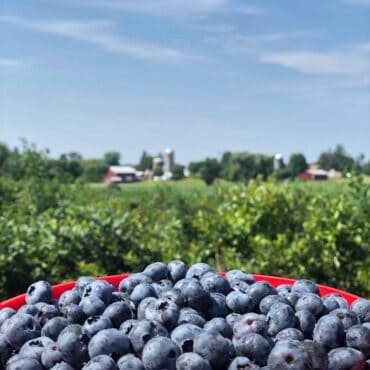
[0,261,369,370]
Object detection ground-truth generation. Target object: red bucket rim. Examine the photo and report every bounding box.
[0,273,362,311]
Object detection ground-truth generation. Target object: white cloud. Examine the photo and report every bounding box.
[0,15,191,62]
[261,47,370,76]
[0,58,23,67]
[232,6,263,15]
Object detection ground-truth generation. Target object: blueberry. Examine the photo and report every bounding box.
[79,295,106,317]
[302,340,328,370]
[206,292,230,319]
[170,323,202,352]
[295,293,324,319]
[233,313,268,339]
[143,262,169,281]
[234,332,272,366]
[193,330,234,370]
[144,298,180,330]
[328,347,366,370]
[17,304,39,317]
[26,280,53,305]
[3,313,41,350]
[41,317,69,341]
[50,362,74,370]
[182,280,212,311]
[178,307,206,327]
[185,263,214,279]
[88,328,130,360]
[176,352,212,370]
[226,312,241,327]
[200,272,231,295]
[226,269,255,286]
[83,280,114,305]
[60,303,85,324]
[322,293,349,312]
[103,301,132,328]
[117,354,144,370]
[41,346,63,368]
[259,294,290,314]
[34,302,60,326]
[204,317,232,338]
[0,333,12,367]
[19,336,55,361]
[226,291,256,314]
[291,279,319,295]
[58,289,81,308]
[276,284,292,294]
[167,260,187,283]
[275,328,304,341]
[130,283,157,305]
[345,324,370,356]
[313,314,345,350]
[6,357,43,370]
[267,339,309,370]
[351,299,370,323]
[142,337,180,370]
[331,308,360,330]
[0,308,16,326]
[57,324,90,366]
[295,309,316,339]
[76,276,94,296]
[152,279,173,296]
[137,296,157,320]
[119,319,139,336]
[248,282,277,304]
[110,291,131,304]
[82,354,117,370]
[83,315,113,337]
[267,303,297,337]
[128,319,169,356]
[228,356,261,370]
[159,288,185,307]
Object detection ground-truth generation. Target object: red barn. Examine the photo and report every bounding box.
[104,166,139,184]
[297,169,328,181]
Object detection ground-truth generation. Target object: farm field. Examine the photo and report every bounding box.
[0,174,368,300]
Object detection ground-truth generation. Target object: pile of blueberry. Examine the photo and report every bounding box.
[0,261,369,370]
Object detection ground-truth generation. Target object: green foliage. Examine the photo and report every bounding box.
[199,158,221,185]
[0,175,369,300]
[319,144,354,171]
[136,151,154,171]
[288,153,308,178]
[81,159,109,183]
[104,151,121,166]
[171,164,185,181]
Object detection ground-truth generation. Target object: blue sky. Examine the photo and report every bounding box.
[1,0,369,164]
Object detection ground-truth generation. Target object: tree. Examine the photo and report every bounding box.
[288,153,308,178]
[171,164,185,181]
[136,151,153,171]
[81,160,109,182]
[104,151,121,166]
[318,145,354,171]
[188,161,203,175]
[199,158,221,185]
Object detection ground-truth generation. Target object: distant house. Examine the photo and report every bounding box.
[104,166,140,184]
[297,169,328,181]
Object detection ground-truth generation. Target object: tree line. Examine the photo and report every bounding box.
[0,140,369,185]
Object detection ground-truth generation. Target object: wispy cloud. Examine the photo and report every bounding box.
[232,6,263,15]
[205,31,310,53]
[0,15,192,62]
[261,44,370,76]
[0,58,23,67]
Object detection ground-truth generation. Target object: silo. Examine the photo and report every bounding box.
[152,156,163,171]
[274,153,283,171]
[163,148,175,174]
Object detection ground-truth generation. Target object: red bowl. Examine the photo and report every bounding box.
[0,274,361,311]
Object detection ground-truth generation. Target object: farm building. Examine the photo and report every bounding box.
[104,166,140,184]
[297,169,329,181]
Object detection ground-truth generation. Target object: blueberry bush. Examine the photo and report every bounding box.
[0,174,369,300]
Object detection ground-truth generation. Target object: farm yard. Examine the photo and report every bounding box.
[0,173,369,301]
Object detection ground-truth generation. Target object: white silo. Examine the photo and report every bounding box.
[163,148,175,174]
[274,153,283,171]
